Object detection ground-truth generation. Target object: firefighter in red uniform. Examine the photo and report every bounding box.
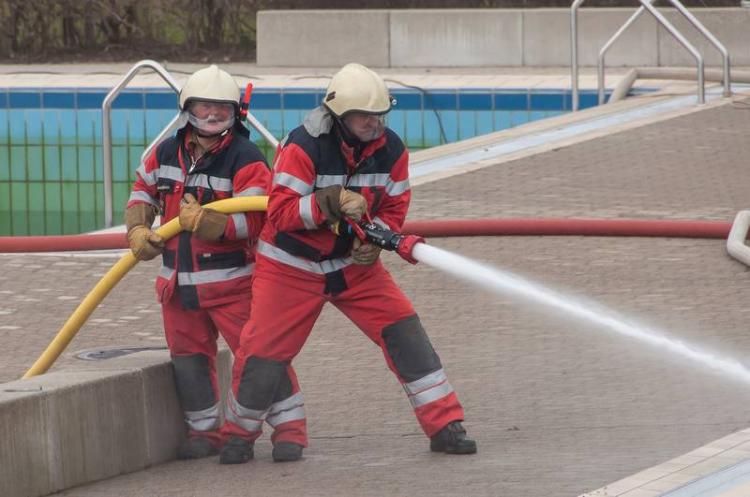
[219,63,476,464]
[124,65,308,461]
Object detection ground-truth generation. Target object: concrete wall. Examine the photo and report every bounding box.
[657,9,750,66]
[0,349,232,497]
[257,10,390,67]
[256,8,750,67]
[390,10,523,67]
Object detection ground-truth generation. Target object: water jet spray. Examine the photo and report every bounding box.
[340,218,750,386]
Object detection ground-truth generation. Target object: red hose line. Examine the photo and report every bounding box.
[0,233,127,253]
[0,218,733,253]
[402,218,732,239]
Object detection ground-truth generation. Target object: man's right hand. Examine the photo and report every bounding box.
[127,225,165,261]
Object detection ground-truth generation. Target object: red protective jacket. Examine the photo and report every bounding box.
[127,124,271,308]
[257,108,410,286]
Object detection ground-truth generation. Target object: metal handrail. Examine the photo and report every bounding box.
[570,0,586,112]
[571,0,728,111]
[597,3,649,105]
[102,60,280,228]
[246,111,279,150]
[666,0,730,98]
[640,0,704,104]
[102,60,180,228]
[597,0,730,105]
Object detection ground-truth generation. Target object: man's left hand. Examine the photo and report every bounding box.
[352,238,381,265]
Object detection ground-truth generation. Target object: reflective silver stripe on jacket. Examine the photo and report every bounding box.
[273,172,313,195]
[136,163,157,186]
[316,174,347,188]
[186,173,233,192]
[177,265,253,285]
[403,368,454,408]
[386,178,410,196]
[257,240,352,274]
[158,165,185,182]
[299,194,317,230]
[347,173,389,188]
[158,266,175,280]
[224,390,265,433]
[129,190,158,206]
[265,392,306,428]
[235,186,267,197]
[158,265,253,284]
[184,402,221,432]
[344,173,410,197]
[231,213,248,239]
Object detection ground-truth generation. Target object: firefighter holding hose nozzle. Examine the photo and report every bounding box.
[219,63,477,464]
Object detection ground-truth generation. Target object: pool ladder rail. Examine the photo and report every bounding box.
[570,0,731,111]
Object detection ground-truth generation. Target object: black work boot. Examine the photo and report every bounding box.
[430,421,477,455]
[272,441,304,462]
[219,436,254,464]
[177,436,219,460]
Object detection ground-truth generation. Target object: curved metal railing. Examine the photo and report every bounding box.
[102,60,180,228]
[571,0,731,111]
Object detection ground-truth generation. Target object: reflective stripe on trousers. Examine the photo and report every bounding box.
[225,390,306,432]
[402,368,455,408]
[225,390,266,433]
[266,392,306,428]
[184,402,222,432]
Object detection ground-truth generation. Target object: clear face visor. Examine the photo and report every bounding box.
[187,100,236,135]
[342,112,387,142]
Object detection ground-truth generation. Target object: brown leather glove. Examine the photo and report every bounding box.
[314,186,368,223]
[339,188,367,222]
[124,203,163,261]
[314,185,343,223]
[124,202,158,232]
[351,237,382,265]
[127,225,164,261]
[179,193,228,241]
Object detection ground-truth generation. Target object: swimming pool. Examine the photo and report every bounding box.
[0,87,603,236]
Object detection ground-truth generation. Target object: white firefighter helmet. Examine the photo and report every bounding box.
[323,63,392,118]
[179,65,240,113]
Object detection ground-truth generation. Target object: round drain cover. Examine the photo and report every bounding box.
[75,346,168,361]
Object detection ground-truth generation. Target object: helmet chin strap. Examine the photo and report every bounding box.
[195,127,231,139]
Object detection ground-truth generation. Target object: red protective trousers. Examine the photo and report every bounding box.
[162,290,249,446]
[224,254,465,445]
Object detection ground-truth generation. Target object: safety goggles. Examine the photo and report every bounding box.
[342,112,387,142]
[187,101,236,134]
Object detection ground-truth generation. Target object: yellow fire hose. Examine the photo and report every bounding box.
[22,196,268,379]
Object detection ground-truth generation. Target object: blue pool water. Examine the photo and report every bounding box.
[0,87,603,236]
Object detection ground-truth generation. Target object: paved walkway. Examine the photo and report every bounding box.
[2,92,750,496]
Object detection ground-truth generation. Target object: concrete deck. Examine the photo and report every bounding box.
[0,63,680,90]
[2,68,750,496]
